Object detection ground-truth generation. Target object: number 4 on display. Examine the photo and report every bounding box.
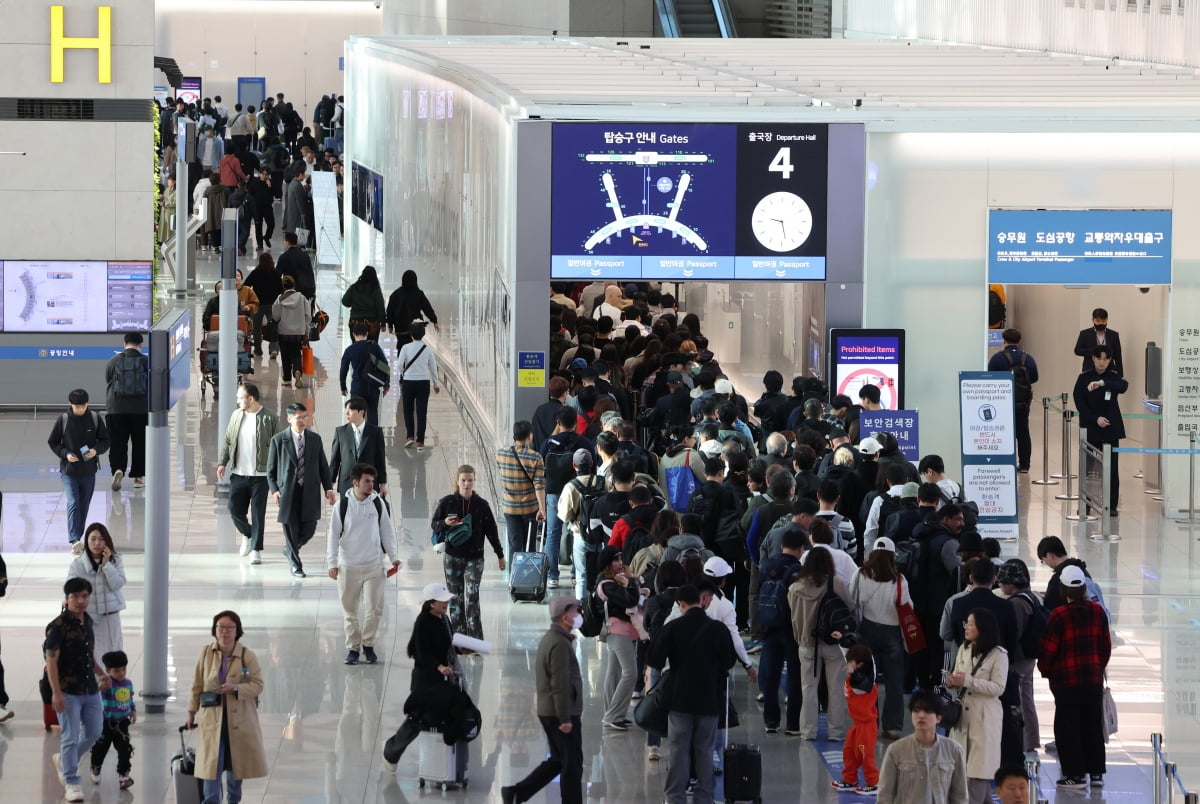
[769,147,793,180]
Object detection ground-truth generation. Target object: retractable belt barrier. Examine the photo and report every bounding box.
[1114,431,1200,523]
[1152,732,1199,804]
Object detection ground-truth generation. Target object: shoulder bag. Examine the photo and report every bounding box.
[398,344,427,382]
[936,650,988,729]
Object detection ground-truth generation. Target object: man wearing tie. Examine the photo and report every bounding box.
[330,396,389,496]
[267,402,336,577]
[1073,307,1124,376]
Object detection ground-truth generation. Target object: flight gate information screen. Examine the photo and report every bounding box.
[550,122,836,281]
[0,261,152,332]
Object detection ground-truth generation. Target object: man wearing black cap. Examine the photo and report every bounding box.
[502,596,584,804]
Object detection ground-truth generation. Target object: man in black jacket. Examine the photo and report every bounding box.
[329,397,388,496]
[275,233,315,300]
[48,389,110,548]
[1072,345,1128,512]
[646,584,736,804]
[1073,307,1123,376]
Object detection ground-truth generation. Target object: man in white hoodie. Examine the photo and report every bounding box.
[326,463,400,666]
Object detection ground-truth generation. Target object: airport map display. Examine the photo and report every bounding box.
[551,122,830,281]
[0,261,152,332]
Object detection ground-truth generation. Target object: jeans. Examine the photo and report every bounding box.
[510,715,584,804]
[61,473,96,544]
[602,634,637,725]
[759,631,802,731]
[860,618,905,733]
[107,413,147,479]
[504,512,538,562]
[400,379,430,442]
[202,730,242,804]
[59,691,104,785]
[665,712,718,804]
[227,474,269,551]
[573,534,605,599]
[544,493,562,581]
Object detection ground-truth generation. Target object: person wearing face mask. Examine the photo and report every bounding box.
[501,596,585,804]
[1073,307,1123,376]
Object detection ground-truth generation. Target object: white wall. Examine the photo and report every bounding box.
[382,0,652,36]
[155,0,381,119]
[865,131,1200,514]
[0,0,154,261]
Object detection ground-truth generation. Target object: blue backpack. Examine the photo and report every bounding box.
[663,450,698,511]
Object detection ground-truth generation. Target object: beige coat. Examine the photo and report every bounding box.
[188,642,268,781]
[949,642,1009,779]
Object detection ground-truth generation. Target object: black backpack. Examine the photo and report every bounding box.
[1003,350,1034,405]
[621,523,655,566]
[757,562,801,631]
[687,484,742,552]
[579,590,606,638]
[988,289,1007,328]
[1015,590,1050,659]
[543,437,578,495]
[816,576,857,645]
[111,352,148,398]
[571,476,608,546]
[894,537,926,586]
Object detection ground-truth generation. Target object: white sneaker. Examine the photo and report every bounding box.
[240,538,253,557]
[647,746,660,761]
[0,706,13,722]
[65,783,84,802]
[71,540,85,555]
[250,550,262,565]
[111,469,124,491]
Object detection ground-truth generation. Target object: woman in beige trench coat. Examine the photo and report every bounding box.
[186,610,268,803]
[944,607,1009,804]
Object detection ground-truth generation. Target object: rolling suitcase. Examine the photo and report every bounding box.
[172,725,204,804]
[723,677,763,803]
[509,521,548,603]
[416,727,469,790]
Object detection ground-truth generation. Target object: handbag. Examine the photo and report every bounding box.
[434,513,473,549]
[634,669,671,738]
[936,650,989,730]
[895,580,926,654]
[300,344,314,376]
[308,299,329,342]
[1102,678,1118,740]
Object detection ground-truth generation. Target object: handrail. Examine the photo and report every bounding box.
[712,0,739,37]
[654,0,682,37]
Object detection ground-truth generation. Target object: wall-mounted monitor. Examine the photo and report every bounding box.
[350,162,383,232]
[828,328,905,410]
[551,122,850,281]
[0,261,152,332]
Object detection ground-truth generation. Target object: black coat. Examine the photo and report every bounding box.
[431,493,503,561]
[646,607,737,716]
[949,586,1019,654]
[276,247,315,299]
[328,422,388,494]
[1074,327,1123,375]
[386,286,438,331]
[1073,368,1128,443]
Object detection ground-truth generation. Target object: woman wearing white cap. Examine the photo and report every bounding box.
[849,537,912,739]
[382,582,463,768]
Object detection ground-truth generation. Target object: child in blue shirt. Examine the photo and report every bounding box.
[90,650,136,789]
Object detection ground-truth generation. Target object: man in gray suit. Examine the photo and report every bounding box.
[329,396,388,496]
[267,402,336,577]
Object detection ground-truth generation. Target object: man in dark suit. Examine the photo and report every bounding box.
[267,402,336,577]
[329,396,388,496]
[645,581,737,804]
[1073,307,1123,376]
[1073,345,1128,512]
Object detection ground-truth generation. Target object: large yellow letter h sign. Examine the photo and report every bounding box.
[50,5,112,84]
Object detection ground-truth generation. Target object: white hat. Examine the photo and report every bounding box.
[699,439,724,458]
[703,556,734,577]
[714,378,734,395]
[858,437,883,455]
[1060,565,1087,588]
[872,536,896,553]
[423,582,453,602]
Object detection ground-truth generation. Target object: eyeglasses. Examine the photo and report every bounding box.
[215,625,238,631]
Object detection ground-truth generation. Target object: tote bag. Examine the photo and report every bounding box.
[896,580,926,654]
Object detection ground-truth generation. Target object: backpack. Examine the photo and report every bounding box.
[1003,350,1034,405]
[988,289,1007,328]
[112,352,148,398]
[543,439,578,495]
[757,562,802,632]
[1015,590,1050,660]
[893,537,926,586]
[621,524,655,566]
[816,577,857,645]
[875,495,902,536]
[939,487,980,529]
[663,451,698,510]
[687,484,742,549]
[570,476,608,546]
[579,590,606,638]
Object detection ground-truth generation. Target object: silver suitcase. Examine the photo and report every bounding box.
[417,728,469,790]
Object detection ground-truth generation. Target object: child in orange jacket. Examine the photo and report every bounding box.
[832,643,879,795]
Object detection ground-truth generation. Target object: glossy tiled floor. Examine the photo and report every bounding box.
[0,268,1197,802]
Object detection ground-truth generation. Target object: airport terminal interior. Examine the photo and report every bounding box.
[0,259,1195,803]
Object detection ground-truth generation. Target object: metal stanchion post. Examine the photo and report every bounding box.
[1068,426,1098,522]
[1033,396,1059,486]
[1025,758,1039,804]
[1101,442,1117,539]
[1168,762,1177,804]
[1184,791,1197,804]
[1153,733,1163,804]
[1056,411,1080,501]
[1190,431,1197,523]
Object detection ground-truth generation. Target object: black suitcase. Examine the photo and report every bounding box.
[722,743,762,803]
[510,521,548,603]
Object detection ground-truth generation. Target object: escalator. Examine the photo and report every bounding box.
[656,0,737,38]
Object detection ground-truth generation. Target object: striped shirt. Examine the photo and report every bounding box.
[495,444,545,515]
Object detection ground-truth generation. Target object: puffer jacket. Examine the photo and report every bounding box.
[67,553,127,615]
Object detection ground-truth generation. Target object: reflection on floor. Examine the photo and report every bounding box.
[0,274,1196,802]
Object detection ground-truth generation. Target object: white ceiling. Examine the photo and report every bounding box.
[360,36,1200,130]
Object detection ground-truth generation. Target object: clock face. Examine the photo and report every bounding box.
[751,191,813,253]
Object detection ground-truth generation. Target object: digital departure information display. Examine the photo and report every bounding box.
[0,261,152,332]
[551,122,832,281]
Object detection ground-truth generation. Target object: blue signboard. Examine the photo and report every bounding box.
[551,122,830,281]
[0,346,122,360]
[988,209,1172,284]
[167,312,192,409]
[860,410,920,462]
